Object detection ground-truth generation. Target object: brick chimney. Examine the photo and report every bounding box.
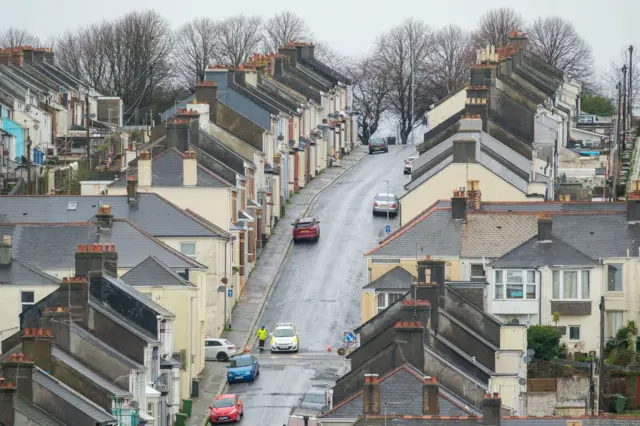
[75,243,118,279]
[40,307,71,351]
[278,43,297,67]
[0,377,16,426]
[451,189,467,220]
[138,151,152,187]
[483,392,501,425]
[422,376,439,415]
[628,180,640,223]
[33,49,45,64]
[274,56,284,78]
[21,47,34,64]
[0,235,11,265]
[362,374,380,416]
[126,176,138,204]
[96,204,113,230]
[467,180,481,210]
[166,117,192,153]
[537,212,552,242]
[183,151,198,187]
[10,48,24,67]
[58,276,90,328]
[195,81,218,124]
[1,353,34,402]
[508,31,528,51]
[308,44,315,59]
[394,321,425,368]
[21,327,54,373]
[399,299,431,329]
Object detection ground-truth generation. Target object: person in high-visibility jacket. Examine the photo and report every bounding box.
[257,325,268,351]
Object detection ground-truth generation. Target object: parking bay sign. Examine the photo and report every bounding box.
[344,332,356,343]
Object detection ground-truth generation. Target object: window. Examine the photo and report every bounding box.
[21,291,34,312]
[552,270,590,300]
[494,270,536,300]
[205,340,221,347]
[569,326,580,341]
[470,264,485,280]
[607,263,623,292]
[180,242,196,259]
[606,311,624,339]
[371,259,401,264]
[377,292,404,311]
[147,403,154,417]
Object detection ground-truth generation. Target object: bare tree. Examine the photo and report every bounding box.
[603,47,640,113]
[263,11,310,53]
[345,55,390,144]
[173,18,220,91]
[55,25,110,92]
[314,41,348,72]
[527,17,594,85]
[0,28,40,48]
[473,8,524,49]
[376,19,434,144]
[430,25,474,94]
[218,14,263,68]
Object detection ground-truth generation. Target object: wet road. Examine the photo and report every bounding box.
[227,144,414,425]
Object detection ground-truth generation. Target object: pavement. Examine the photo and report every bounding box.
[187,145,379,426]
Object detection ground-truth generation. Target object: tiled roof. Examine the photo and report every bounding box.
[0,220,205,271]
[121,256,195,287]
[492,235,599,268]
[101,274,176,318]
[33,368,116,424]
[0,193,223,238]
[363,266,416,290]
[12,395,66,426]
[461,214,538,258]
[0,259,59,285]
[110,147,229,188]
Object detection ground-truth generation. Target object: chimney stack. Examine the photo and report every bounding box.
[451,189,467,221]
[195,81,218,124]
[138,151,152,187]
[467,180,481,210]
[126,176,138,204]
[362,374,380,416]
[95,204,113,230]
[422,376,439,415]
[1,353,34,402]
[21,327,54,373]
[628,179,640,223]
[40,307,71,351]
[537,212,552,242]
[0,377,16,426]
[58,276,90,328]
[278,43,297,67]
[482,392,502,425]
[0,235,11,265]
[183,151,198,187]
[399,299,431,329]
[394,321,425,369]
[75,243,118,279]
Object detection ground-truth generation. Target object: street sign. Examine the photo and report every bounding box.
[344,332,356,343]
[385,225,391,233]
[228,289,233,298]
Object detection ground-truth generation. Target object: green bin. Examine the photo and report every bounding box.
[175,413,187,426]
[614,394,627,413]
[182,399,193,417]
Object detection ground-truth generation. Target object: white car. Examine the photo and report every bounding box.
[270,323,299,353]
[205,338,236,361]
[404,156,417,174]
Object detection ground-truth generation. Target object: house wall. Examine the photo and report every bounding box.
[604,258,640,338]
[426,89,467,131]
[526,377,590,416]
[0,284,59,341]
[400,164,528,226]
[1,117,25,162]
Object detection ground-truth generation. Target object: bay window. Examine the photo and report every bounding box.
[552,270,590,300]
[377,292,404,312]
[494,269,536,300]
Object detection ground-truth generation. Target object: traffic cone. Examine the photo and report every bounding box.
[327,343,332,352]
[244,344,250,353]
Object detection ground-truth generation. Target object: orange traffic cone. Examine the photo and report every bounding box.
[327,343,332,352]
[244,344,250,353]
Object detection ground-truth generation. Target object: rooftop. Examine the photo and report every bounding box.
[363,266,416,290]
[0,259,59,285]
[121,256,195,287]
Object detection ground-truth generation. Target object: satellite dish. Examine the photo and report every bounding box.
[33,123,39,130]
[518,378,526,385]
[510,318,520,325]
[523,356,532,364]
[527,348,536,356]
[129,400,139,409]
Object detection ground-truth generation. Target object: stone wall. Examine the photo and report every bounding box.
[526,376,590,416]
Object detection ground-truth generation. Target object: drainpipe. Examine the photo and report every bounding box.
[189,295,197,398]
[223,237,230,329]
[536,267,542,325]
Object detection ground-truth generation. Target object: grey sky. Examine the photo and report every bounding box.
[6,0,638,73]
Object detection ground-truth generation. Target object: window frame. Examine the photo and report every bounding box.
[551,269,591,301]
[493,269,537,300]
[376,292,405,311]
[371,259,401,264]
[180,242,197,259]
[568,326,581,341]
[20,291,35,313]
[606,311,624,340]
[470,264,486,280]
[607,263,623,292]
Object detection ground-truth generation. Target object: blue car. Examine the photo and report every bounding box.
[227,354,259,384]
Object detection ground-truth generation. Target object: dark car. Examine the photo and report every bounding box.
[294,389,329,416]
[292,217,320,243]
[369,138,388,154]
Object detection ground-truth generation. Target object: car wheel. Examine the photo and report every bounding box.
[217,352,229,362]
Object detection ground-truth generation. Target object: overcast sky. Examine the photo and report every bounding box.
[6,0,638,76]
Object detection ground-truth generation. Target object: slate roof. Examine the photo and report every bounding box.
[12,395,66,426]
[89,298,160,344]
[461,214,538,258]
[121,256,195,287]
[479,201,626,213]
[52,347,132,397]
[366,207,461,258]
[33,368,116,424]
[101,274,176,318]
[70,324,145,371]
[492,235,599,268]
[110,147,229,188]
[323,364,477,419]
[0,259,59,285]
[351,418,640,425]
[0,220,205,271]
[0,193,223,238]
[363,266,416,290]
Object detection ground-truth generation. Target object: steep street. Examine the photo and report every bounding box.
[227,144,414,425]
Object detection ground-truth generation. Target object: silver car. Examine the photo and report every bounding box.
[270,323,299,353]
[373,193,399,217]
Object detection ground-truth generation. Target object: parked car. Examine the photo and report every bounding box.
[226,354,259,384]
[209,394,244,423]
[205,338,236,362]
[292,217,320,243]
[270,323,299,353]
[372,193,399,217]
[368,138,388,154]
[297,389,329,415]
[404,156,417,174]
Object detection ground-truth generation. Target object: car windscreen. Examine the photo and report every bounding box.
[230,357,251,368]
[370,139,385,146]
[303,393,325,404]
[376,196,395,202]
[295,222,314,228]
[274,328,295,337]
[213,398,235,408]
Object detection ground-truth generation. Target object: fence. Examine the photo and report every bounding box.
[528,378,557,393]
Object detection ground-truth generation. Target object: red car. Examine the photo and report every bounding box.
[292,217,321,243]
[209,394,243,423]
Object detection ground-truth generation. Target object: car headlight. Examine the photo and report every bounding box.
[230,408,236,414]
